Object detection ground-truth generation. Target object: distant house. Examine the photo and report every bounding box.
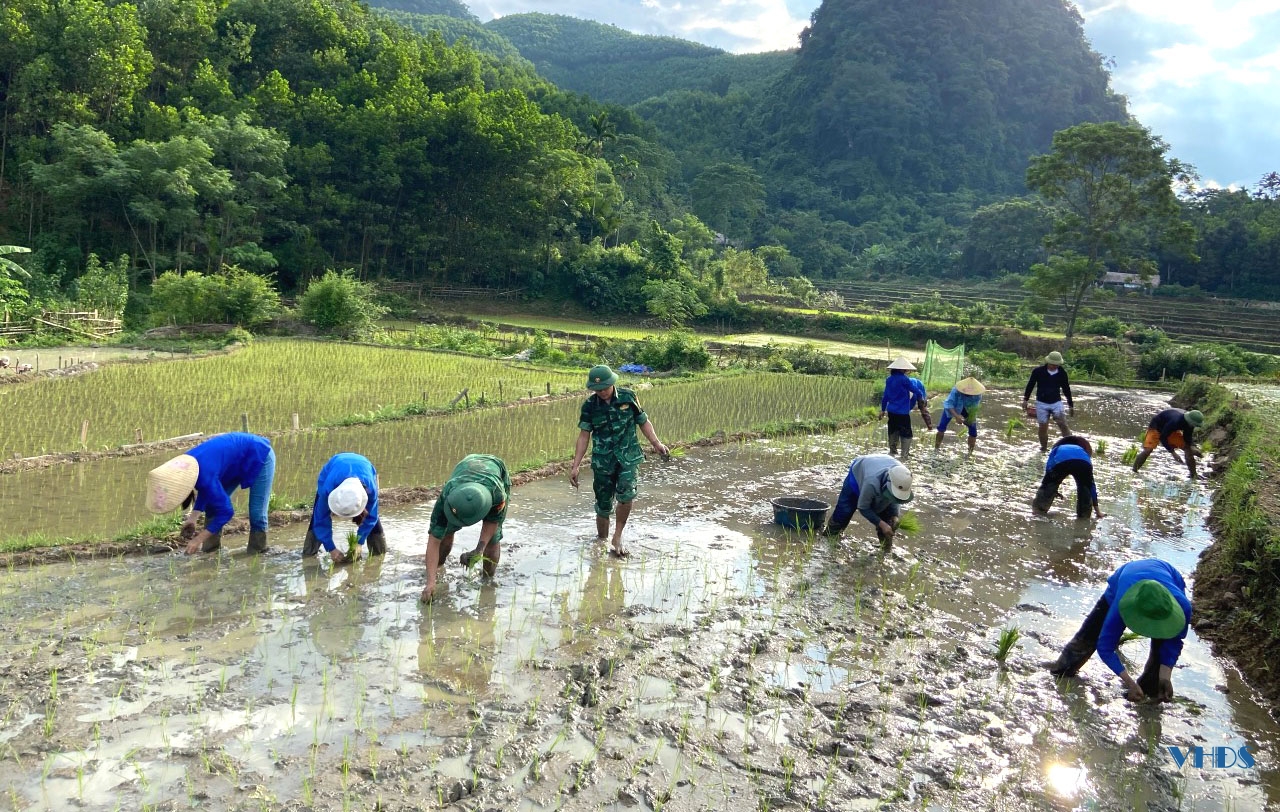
[1100,271,1159,290]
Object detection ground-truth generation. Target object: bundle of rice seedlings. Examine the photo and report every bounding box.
[896,511,921,534]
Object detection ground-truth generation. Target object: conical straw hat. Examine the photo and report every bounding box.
[956,377,986,395]
[887,357,916,371]
[146,454,199,513]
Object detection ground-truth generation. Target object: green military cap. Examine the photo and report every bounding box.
[586,364,618,391]
[447,483,491,526]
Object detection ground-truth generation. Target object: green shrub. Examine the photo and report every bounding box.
[298,270,387,338]
[1126,325,1169,347]
[150,266,281,328]
[1070,346,1130,380]
[1138,343,1279,381]
[1077,316,1129,338]
[968,349,1022,379]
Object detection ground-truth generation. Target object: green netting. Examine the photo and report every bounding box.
[921,340,964,392]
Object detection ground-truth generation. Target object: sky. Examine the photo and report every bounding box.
[468,0,1280,188]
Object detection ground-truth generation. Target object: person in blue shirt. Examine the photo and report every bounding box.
[1048,559,1192,703]
[880,358,932,459]
[145,432,276,554]
[302,453,385,564]
[1032,436,1105,520]
[934,377,985,454]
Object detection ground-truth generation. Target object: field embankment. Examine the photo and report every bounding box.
[1187,379,1280,699]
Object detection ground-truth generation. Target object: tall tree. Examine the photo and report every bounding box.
[1025,122,1195,344]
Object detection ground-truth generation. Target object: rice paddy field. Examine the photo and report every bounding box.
[0,387,1276,811]
[0,341,585,458]
[0,372,875,543]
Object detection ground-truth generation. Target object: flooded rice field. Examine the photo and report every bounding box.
[0,386,1275,810]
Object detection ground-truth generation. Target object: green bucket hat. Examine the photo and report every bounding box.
[1118,580,1186,640]
[586,364,618,391]
[447,482,492,526]
[1045,351,1065,365]
[1185,410,1204,427]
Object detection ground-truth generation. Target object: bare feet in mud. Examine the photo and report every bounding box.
[608,540,630,558]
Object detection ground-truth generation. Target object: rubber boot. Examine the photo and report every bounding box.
[1031,484,1055,514]
[900,437,912,460]
[247,530,268,554]
[934,432,943,450]
[302,528,321,557]
[1049,597,1109,677]
[888,429,899,457]
[1136,642,1162,697]
[366,524,387,556]
[202,532,222,553]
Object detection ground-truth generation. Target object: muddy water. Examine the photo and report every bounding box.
[0,387,1275,811]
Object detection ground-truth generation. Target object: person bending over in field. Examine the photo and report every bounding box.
[1032,436,1105,520]
[421,454,510,603]
[303,452,386,564]
[934,377,985,455]
[823,454,915,549]
[146,432,276,555]
[1132,408,1203,479]
[1048,558,1191,704]
[570,364,668,558]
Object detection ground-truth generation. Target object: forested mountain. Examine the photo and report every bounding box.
[473,3,1130,279]
[3,0,1271,314]
[483,13,794,108]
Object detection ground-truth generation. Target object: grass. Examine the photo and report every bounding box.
[458,314,668,341]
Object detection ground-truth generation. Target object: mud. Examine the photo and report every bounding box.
[0,387,1276,811]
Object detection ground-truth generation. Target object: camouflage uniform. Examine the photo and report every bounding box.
[428,454,511,541]
[579,387,648,516]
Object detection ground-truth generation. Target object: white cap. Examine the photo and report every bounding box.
[888,465,914,502]
[328,477,368,518]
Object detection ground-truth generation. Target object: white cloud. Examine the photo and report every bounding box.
[472,0,808,53]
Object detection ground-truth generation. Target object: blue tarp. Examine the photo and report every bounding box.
[618,363,652,374]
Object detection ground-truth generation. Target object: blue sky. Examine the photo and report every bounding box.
[469,0,1280,188]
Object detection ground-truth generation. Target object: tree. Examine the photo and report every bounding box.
[1025,122,1195,344]
[959,198,1052,276]
[689,163,765,243]
[74,253,129,318]
[641,278,706,327]
[298,270,387,338]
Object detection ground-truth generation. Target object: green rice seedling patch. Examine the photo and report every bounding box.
[0,340,582,458]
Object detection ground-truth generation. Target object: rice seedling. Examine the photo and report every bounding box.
[42,669,57,737]
[1004,417,1024,439]
[1095,439,1108,456]
[1121,445,1139,466]
[895,512,921,535]
[994,626,1021,663]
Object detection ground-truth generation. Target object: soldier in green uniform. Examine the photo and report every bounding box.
[421,454,511,603]
[570,364,668,558]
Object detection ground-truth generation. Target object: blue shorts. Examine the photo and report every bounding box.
[937,409,978,437]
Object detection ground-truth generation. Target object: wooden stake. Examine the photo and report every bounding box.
[135,428,143,443]
[241,413,249,432]
[80,420,89,446]
[292,413,300,431]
